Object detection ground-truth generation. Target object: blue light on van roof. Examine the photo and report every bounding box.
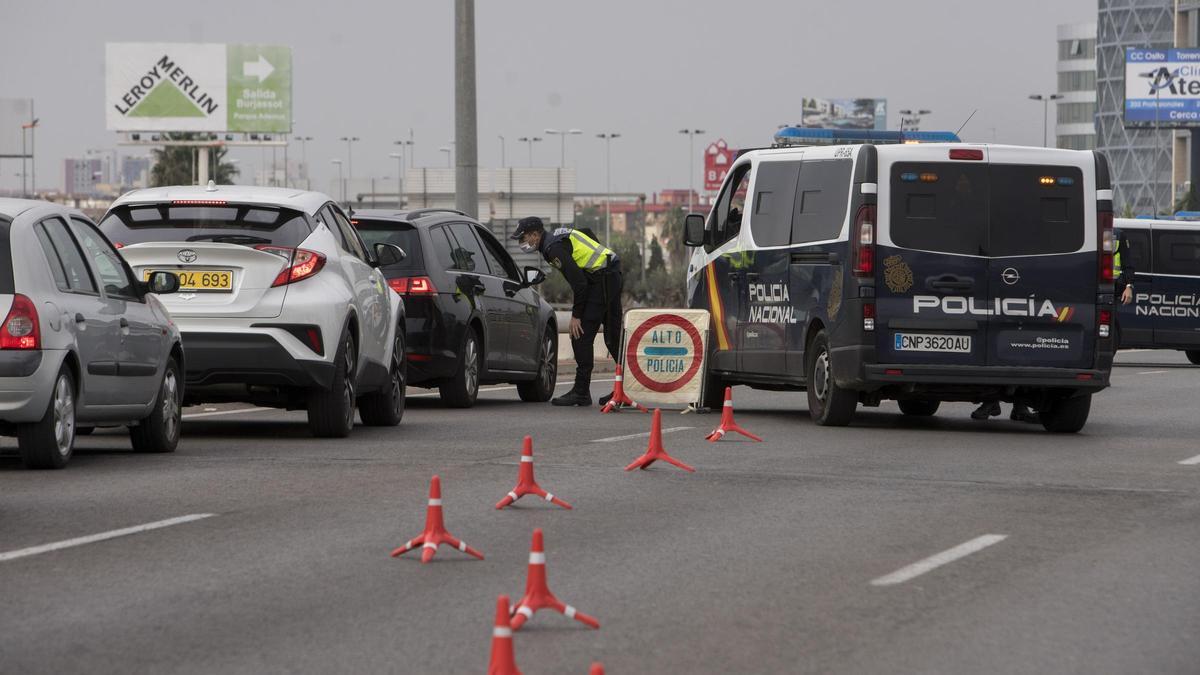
[1057,176,1075,186]
[773,127,962,147]
[900,172,918,182]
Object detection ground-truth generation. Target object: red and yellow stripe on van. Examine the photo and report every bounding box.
[705,262,731,350]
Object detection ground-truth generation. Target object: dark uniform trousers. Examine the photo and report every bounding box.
[572,259,623,390]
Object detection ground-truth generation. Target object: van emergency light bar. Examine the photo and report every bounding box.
[772,128,962,147]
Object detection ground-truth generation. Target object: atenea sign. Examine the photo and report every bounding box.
[105,43,292,133]
[1124,48,1200,128]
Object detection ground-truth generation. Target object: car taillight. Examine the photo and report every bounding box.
[852,204,875,277]
[1099,308,1112,339]
[1098,210,1114,282]
[388,276,437,295]
[113,242,124,249]
[862,302,875,332]
[949,148,984,161]
[255,246,327,287]
[1,294,40,350]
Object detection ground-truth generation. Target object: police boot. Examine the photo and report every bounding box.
[552,387,592,407]
[1010,403,1040,424]
[971,401,1001,420]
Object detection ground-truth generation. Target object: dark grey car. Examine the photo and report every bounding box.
[0,199,184,468]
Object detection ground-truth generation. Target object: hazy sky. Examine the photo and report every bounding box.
[2,0,1095,196]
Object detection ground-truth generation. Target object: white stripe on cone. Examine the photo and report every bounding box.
[529,552,546,564]
[428,498,442,506]
[517,606,534,618]
[543,493,554,502]
[458,541,468,551]
[520,456,533,463]
[507,491,518,502]
[493,627,513,638]
[423,542,437,549]
[564,605,577,618]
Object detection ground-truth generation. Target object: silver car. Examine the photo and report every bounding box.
[0,199,184,469]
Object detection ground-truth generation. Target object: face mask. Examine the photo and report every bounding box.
[518,241,536,253]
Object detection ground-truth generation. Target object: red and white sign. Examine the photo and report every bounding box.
[622,309,710,406]
[704,139,735,193]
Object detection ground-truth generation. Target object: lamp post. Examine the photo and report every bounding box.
[20,118,39,198]
[596,133,621,245]
[389,152,405,209]
[1027,94,1062,147]
[544,128,582,167]
[439,146,452,167]
[517,136,542,167]
[295,136,314,189]
[498,135,506,168]
[339,136,359,193]
[678,128,704,213]
[331,159,345,206]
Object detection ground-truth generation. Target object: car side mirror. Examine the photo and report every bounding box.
[373,242,406,267]
[684,213,707,247]
[521,266,546,287]
[146,271,180,295]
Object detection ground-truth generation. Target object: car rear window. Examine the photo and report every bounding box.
[889,163,1085,257]
[0,217,12,294]
[351,219,424,270]
[99,204,314,248]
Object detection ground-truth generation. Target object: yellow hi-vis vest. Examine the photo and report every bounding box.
[564,229,616,272]
[1113,239,1123,277]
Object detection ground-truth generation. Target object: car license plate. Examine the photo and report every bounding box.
[894,333,972,353]
[144,269,233,292]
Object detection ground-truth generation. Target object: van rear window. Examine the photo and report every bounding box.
[98,204,313,248]
[889,163,1085,257]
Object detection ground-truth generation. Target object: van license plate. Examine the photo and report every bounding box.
[894,333,972,353]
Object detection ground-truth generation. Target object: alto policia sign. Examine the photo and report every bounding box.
[1124,48,1200,128]
[622,309,711,406]
[106,43,292,133]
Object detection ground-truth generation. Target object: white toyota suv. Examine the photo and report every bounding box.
[101,185,406,437]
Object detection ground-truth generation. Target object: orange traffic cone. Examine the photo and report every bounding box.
[488,594,521,675]
[705,387,762,442]
[390,475,485,563]
[589,663,605,674]
[510,528,600,631]
[624,409,695,472]
[495,436,573,510]
[600,364,649,414]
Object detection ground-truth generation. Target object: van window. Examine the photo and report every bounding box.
[1121,229,1151,274]
[749,161,800,247]
[791,159,852,244]
[1154,230,1200,276]
[988,165,1084,256]
[890,162,988,256]
[709,164,752,250]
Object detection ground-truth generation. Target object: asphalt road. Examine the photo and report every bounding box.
[2,350,1198,674]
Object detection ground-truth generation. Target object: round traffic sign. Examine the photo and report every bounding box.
[624,314,704,393]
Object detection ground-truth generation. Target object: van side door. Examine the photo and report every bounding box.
[739,159,799,376]
[695,161,753,373]
[1116,226,1153,346]
[1151,226,1200,350]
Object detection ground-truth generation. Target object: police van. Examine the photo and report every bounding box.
[684,128,1115,432]
[1113,217,1200,363]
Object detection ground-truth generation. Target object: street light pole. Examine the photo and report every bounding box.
[331,159,345,206]
[296,136,314,189]
[544,128,582,167]
[596,133,621,245]
[498,135,506,168]
[678,128,704,213]
[1028,94,1062,148]
[339,136,359,195]
[440,147,452,167]
[517,136,542,167]
[389,152,405,209]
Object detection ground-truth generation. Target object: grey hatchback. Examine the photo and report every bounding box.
[0,199,184,468]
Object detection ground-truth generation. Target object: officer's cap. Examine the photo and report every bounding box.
[510,216,545,240]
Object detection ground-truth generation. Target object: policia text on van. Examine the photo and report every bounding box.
[684,131,1116,433]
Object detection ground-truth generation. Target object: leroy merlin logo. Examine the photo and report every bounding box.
[113,54,219,118]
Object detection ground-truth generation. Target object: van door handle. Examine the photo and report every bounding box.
[727,272,740,280]
[74,313,86,324]
[744,272,759,281]
[927,275,974,293]
[120,318,129,327]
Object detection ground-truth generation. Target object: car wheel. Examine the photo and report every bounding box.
[130,358,182,453]
[360,329,406,426]
[308,331,357,438]
[18,367,76,469]
[805,330,857,426]
[1039,393,1092,433]
[1186,349,1200,365]
[517,326,557,402]
[440,328,481,408]
[897,399,940,416]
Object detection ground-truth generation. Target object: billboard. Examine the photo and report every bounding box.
[106,43,292,133]
[801,98,887,130]
[0,98,33,158]
[1125,48,1200,127]
[704,139,735,192]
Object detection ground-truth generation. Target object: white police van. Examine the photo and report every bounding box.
[1113,217,1200,363]
[684,128,1115,432]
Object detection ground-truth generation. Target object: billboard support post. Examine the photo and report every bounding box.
[198,146,209,185]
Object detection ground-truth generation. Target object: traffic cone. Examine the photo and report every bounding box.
[488,594,521,675]
[495,436,573,510]
[705,387,762,442]
[624,409,695,472]
[600,364,649,414]
[589,663,604,674]
[510,528,600,631]
[390,475,485,563]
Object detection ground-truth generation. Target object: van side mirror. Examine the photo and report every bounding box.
[145,271,180,295]
[373,242,406,267]
[684,213,707,247]
[521,266,546,288]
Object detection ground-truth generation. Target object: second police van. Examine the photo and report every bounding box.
[1113,216,1200,363]
[684,129,1116,433]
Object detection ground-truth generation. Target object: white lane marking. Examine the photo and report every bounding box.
[1179,454,1200,465]
[0,514,216,563]
[1137,370,1168,375]
[183,407,274,420]
[590,427,695,443]
[870,534,1008,587]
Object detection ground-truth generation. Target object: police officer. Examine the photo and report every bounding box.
[511,217,623,407]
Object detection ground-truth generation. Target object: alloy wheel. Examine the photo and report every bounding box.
[162,370,180,443]
[53,375,75,458]
[813,351,830,404]
[464,338,479,395]
[540,335,556,392]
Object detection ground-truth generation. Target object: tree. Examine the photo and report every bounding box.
[647,235,665,273]
[150,132,239,187]
[659,206,688,272]
[573,204,604,239]
[1175,185,1200,213]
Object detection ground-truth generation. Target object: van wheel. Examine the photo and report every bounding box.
[898,399,940,416]
[518,326,557,402]
[806,330,857,426]
[440,328,480,408]
[308,331,356,438]
[130,358,182,453]
[1186,350,1200,365]
[19,367,76,469]
[1039,393,1092,433]
[360,329,406,426]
